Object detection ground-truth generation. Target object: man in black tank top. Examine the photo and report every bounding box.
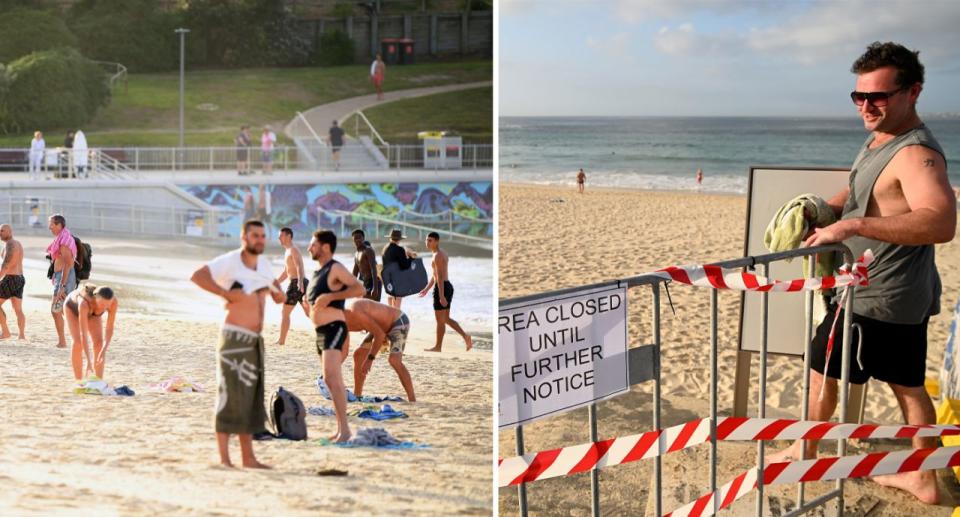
[770,42,955,505]
[307,230,364,443]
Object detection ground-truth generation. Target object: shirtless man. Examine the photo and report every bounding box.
[351,229,381,301]
[191,220,285,469]
[275,227,309,346]
[345,298,415,402]
[307,230,365,442]
[576,168,586,194]
[47,214,76,348]
[0,224,26,340]
[768,42,956,504]
[420,232,472,352]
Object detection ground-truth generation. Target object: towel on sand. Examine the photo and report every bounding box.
[73,378,134,396]
[149,377,203,393]
[357,404,408,421]
[318,427,427,449]
[308,406,336,417]
[316,376,404,404]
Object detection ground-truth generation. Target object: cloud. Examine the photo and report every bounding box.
[613,0,774,24]
[586,32,631,56]
[653,23,746,59]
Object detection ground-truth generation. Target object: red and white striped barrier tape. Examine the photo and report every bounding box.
[651,250,872,293]
[666,445,960,517]
[499,416,960,487]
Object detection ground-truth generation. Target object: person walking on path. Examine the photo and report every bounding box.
[370,53,386,101]
[767,42,956,505]
[0,224,26,341]
[30,131,45,181]
[328,120,345,171]
[190,219,285,469]
[420,232,472,352]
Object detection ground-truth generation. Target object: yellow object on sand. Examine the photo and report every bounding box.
[763,194,837,279]
[937,398,960,484]
[927,377,941,398]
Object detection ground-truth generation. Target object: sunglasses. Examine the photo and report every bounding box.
[850,87,908,107]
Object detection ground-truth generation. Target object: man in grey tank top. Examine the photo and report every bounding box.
[769,42,956,504]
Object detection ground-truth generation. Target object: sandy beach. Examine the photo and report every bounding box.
[498,183,960,516]
[0,234,492,515]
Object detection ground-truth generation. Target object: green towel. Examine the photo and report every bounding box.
[763,194,836,278]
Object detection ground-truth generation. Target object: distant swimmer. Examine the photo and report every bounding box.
[307,230,365,442]
[576,168,586,194]
[0,224,26,340]
[344,298,415,402]
[696,168,703,185]
[191,219,285,469]
[275,227,310,346]
[64,283,118,380]
[352,229,381,301]
[421,232,472,352]
[47,214,76,348]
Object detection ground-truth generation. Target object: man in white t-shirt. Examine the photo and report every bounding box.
[190,219,284,468]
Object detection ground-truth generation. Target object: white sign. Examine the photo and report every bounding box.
[498,283,629,428]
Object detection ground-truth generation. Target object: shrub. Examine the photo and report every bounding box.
[67,0,180,73]
[3,49,110,134]
[0,9,78,64]
[315,30,356,67]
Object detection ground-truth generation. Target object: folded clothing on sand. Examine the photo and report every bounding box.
[73,378,134,396]
[149,377,203,393]
[316,376,403,404]
[319,427,427,449]
[357,404,408,421]
[308,406,336,417]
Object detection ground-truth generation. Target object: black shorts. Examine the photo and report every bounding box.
[285,279,308,306]
[331,145,342,153]
[433,281,454,311]
[363,277,382,302]
[316,320,347,354]
[0,275,25,299]
[810,307,928,388]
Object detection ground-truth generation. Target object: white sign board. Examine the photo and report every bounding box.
[741,167,850,355]
[498,283,629,428]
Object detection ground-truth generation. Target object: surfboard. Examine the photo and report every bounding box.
[381,258,428,297]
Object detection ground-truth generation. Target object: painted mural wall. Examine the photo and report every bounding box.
[180,182,493,239]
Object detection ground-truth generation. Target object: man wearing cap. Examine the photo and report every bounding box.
[381,229,415,309]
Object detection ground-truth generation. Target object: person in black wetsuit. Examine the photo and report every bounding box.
[307,229,364,443]
[381,229,416,309]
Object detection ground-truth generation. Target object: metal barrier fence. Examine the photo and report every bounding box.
[0,195,240,241]
[318,208,493,251]
[501,244,859,516]
[0,144,493,173]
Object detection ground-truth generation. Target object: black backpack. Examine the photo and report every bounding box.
[73,236,92,281]
[269,387,307,440]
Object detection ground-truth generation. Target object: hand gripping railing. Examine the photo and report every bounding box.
[500,244,859,517]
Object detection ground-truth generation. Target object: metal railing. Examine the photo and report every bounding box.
[92,60,128,92]
[318,208,492,250]
[0,195,239,241]
[501,244,858,517]
[0,144,492,173]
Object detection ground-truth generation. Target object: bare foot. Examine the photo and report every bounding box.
[273,340,284,346]
[56,342,67,348]
[765,441,812,465]
[464,335,473,351]
[0,333,11,340]
[219,460,235,468]
[872,470,939,504]
[334,430,352,443]
[242,459,271,469]
[424,346,441,352]
[18,334,26,340]
[328,431,341,442]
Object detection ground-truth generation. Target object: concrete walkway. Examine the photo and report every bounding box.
[284,80,492,141]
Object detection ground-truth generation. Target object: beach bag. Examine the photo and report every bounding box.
[73,236,92,281]
[269,387,307,440]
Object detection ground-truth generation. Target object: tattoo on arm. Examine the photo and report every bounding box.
[924,158,936,167]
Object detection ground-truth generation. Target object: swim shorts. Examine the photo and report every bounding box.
[285,278,308,306]
[433,281,454,311]
[386,313,410,354]
[215,325,267,435]
[51,269,77,313]
[0,274,25,299]
[261,150,273,163]
[363,277,382,302]
[810,306,929,388]
[316,320,348,354]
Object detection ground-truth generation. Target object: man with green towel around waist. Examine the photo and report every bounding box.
[769,42,956,504]
[191,219,285,468]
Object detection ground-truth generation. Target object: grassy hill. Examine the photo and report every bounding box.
[0,60,490,147]
[342,86,491,143]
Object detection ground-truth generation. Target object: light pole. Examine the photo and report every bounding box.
[175,28,190,150]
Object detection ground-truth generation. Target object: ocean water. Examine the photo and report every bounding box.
[500,116,960,194]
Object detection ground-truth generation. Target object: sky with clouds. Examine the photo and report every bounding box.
[499,0,960,117]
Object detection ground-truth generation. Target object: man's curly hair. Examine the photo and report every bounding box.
[851,41,924,87]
